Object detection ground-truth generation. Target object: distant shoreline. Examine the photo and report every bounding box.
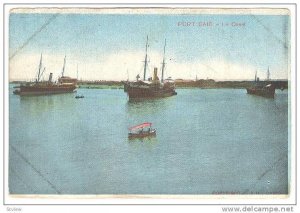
[10,79,289,89]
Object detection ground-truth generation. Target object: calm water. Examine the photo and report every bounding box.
[9,85,289,194]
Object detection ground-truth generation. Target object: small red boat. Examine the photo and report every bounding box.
[128,122,156,139]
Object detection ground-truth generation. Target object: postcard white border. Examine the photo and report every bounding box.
[1,0,297,208]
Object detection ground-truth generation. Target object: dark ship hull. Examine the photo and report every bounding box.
[123,81,130,92]
[127,83,176,99]
[13,55,77,96]
[246,84,275,98]
[124,37,176,100]
[13,84,76,96]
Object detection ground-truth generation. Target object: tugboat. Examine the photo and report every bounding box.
[246,69,275,98]
[128,122,156,139]
[246,84,275,98]
[13,54,77,96]
[124,36,176,99]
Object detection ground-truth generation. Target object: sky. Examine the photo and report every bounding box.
[9,9,290,81]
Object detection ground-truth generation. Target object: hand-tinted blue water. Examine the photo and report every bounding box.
[9,86,289,194]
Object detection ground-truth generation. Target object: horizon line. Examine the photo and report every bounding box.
[9,78,290,82]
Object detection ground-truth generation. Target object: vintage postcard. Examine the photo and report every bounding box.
[2,2,296,208]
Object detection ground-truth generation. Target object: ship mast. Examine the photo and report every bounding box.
[143,36,149,81]
[61,55,66,77]
[266,66,270,81]
[161,39,166,83]
[77,64,79,79]
[37,53,43,82]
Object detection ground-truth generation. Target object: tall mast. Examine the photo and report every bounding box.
[266,66,270,80]
[37,53,43,82]
[143,36,149,81]
[77,64,79,79]
[161,39,166,83]
[61,55,66,77]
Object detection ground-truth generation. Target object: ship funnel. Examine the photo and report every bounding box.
[153,67,159,81]
[48,73,53,82]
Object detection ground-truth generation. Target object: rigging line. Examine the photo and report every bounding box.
[10,144,61,194]
[9,13,59,60]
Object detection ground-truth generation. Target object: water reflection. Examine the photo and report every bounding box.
[246,93,276,105]
[18,93,75,115]
[9,87,289,194]
[126,96,175,116]
[127,136,159,150]
[246,90,288,111]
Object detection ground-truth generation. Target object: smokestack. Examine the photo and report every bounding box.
[48,73,53,82]
[153,67,159,81]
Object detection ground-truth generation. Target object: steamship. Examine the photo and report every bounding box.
[246,68,275,99]
[13,55,77,96]
[124,36,177,99]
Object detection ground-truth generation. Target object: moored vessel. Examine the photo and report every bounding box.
[13,55,77,96]
[246,68,275,98]
[246,84,275,98]
[124,36,176,99]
